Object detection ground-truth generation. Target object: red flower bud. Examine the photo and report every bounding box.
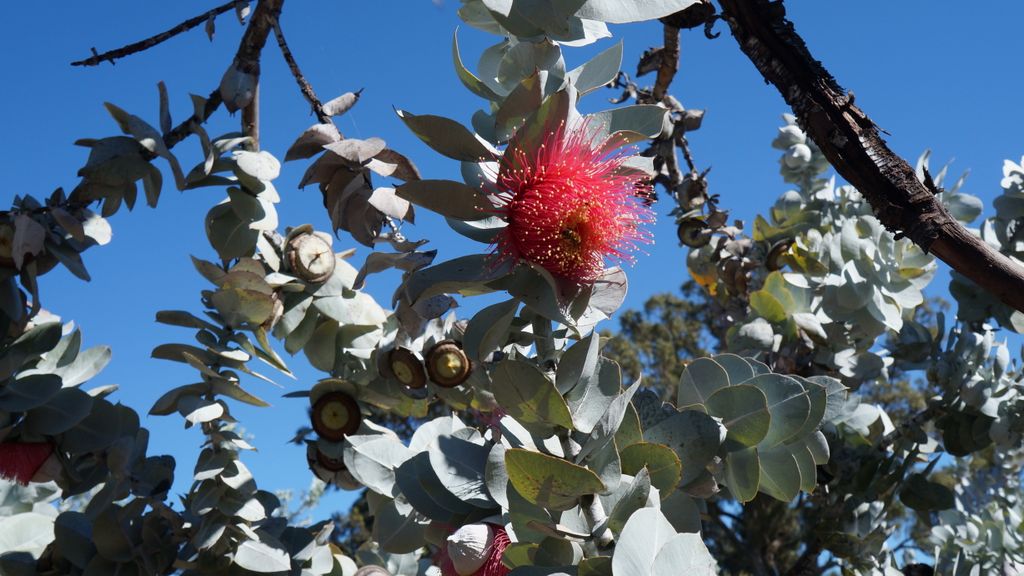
[0,442,54,485]
[437,523,511,576]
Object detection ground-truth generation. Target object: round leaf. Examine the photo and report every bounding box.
[505,448,605,511]
[704,384,771,449]
[619,443,682,498]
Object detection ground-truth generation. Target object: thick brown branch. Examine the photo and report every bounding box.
[166,0,280,150]
[719,0,1024,314]
[228,0,283,78]
[272,21,331,124]
[228,0,284,152]
[653,24,680,102]
[71,0,244,67]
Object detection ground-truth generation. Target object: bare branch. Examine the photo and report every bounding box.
[71,0,246,67]
[272,20,331,124]
[166,0,282,151]
[676,131,697,174]
[719,0,1024,314]
[163,89,222,150]
[242,83,260,151]
[652,23,680,102]
[229,0,285,151]
[228,0,284,76]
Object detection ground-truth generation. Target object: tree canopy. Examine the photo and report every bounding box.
[1,2,1023,575]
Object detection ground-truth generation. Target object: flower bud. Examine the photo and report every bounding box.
[438,523,511,576]
[426,340,472,388]
[446,523,494,576]
[0,442,54,485]
[311,391,361,441]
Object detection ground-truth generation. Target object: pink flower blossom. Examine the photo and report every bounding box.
[490,121,654,283]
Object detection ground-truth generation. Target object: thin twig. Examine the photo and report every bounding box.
[71,0,245,67]
[242,83,260,151]
[676,132,698,174]
[163,89,223,150]
[271,20,331,124]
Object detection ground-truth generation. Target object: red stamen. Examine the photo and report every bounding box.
[489,121,654,283]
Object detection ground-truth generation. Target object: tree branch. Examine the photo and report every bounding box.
[228,0,284,78]
[271,20,331,124]
[652,24,680,103]
[229,0,284,151]
[580,494,614,549]
[71,0,245,67]
[163,89,222,150]
[242,82,260,151]
[784,538,822,576]
[719,0,1024,314]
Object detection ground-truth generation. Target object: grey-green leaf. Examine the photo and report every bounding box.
[492,360,573,432]
[611,507,676,576]
[463,299,520,361]
[233,539,291,573]
[705,384,771,449]
[396,109,496,162]
[396,179,489,221]
[567,40,622,95]
[677,357,730,409]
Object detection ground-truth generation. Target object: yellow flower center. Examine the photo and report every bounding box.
[392,360,414,385]
[435,352,464,380]
[320,400,351,430]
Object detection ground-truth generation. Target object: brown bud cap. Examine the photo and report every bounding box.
[386,347,427,389]
[310,391,361,441]
[306,443,361,490]
[677,219,712,248]
[425,340,472,388]
[315,447,347,471]
[285,231,335,283]
[766,240,792,271]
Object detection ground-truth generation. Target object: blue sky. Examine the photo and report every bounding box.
[3,2,1024,521]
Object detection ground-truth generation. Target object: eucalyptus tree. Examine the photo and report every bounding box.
[0,2,1022,576]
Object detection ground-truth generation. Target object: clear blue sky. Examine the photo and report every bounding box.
[3,2,1023,520]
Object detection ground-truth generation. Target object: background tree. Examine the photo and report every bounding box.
[1,2,1024,576]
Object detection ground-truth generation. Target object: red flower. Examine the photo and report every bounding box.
[0,442,54,485]
[437,523,511,576]
[491,121,654,283]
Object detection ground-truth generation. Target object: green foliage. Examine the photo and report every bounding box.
[2,1,1024,575]
[601,281,711,396]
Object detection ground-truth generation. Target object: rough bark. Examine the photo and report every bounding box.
[652,24,680,102]
[719,0,1024,314]
[234,0,284,151]
[230,0,284,79]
